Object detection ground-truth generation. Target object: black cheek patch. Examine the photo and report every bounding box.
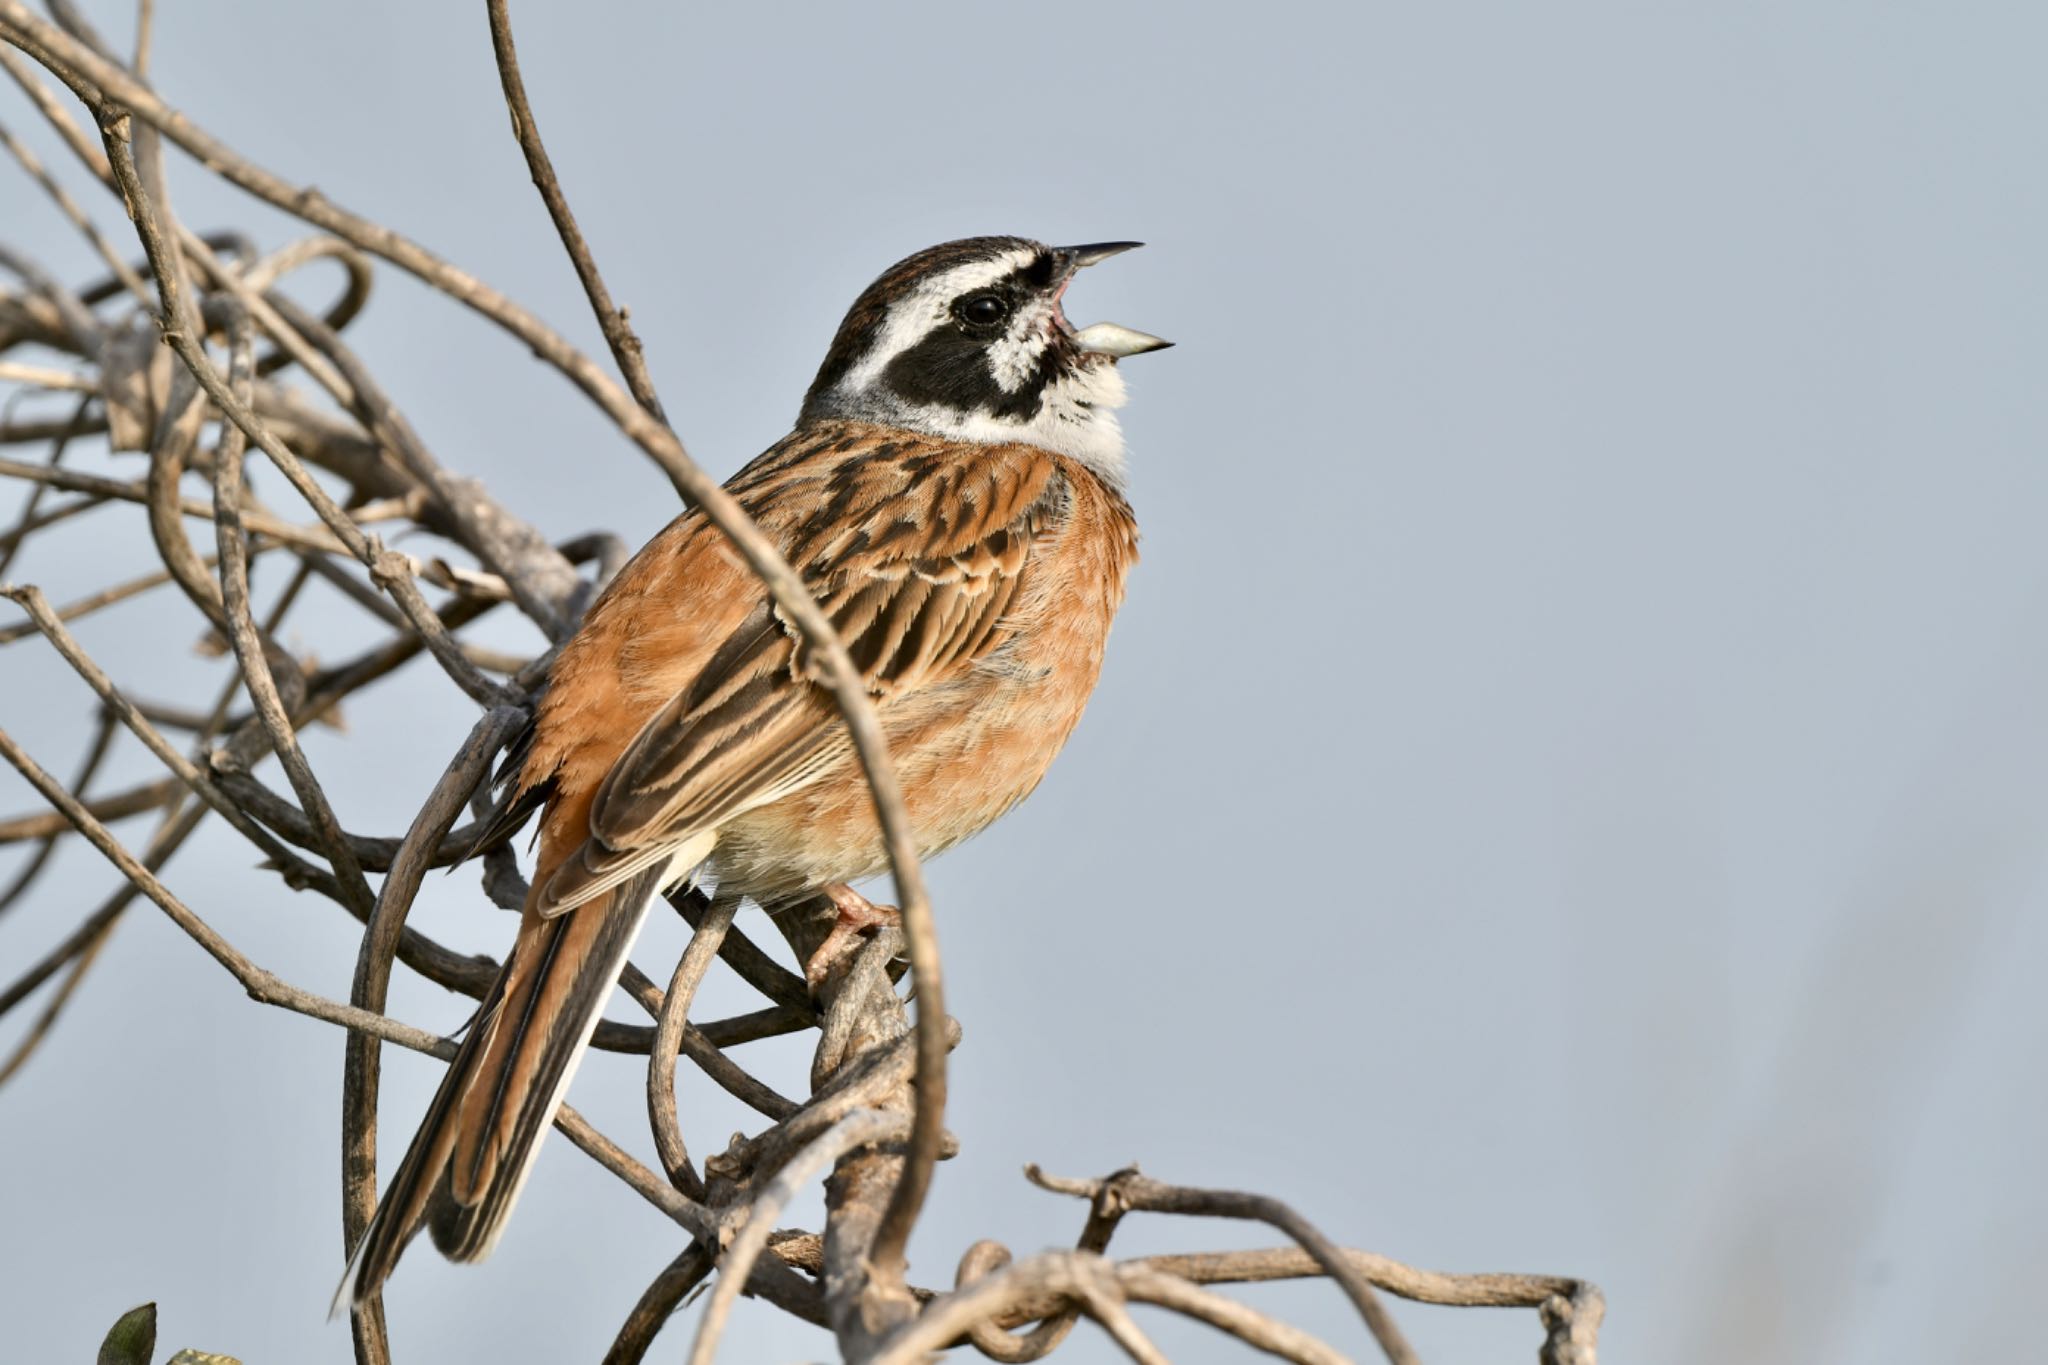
[883,325,1049,422]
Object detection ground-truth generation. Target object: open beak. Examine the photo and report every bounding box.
[1053,241,1173,358]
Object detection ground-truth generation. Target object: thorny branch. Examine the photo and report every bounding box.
[0,6,1601,1363]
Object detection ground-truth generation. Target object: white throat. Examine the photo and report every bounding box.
[824,361,1130,484]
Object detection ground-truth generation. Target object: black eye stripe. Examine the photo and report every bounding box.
[877,316,1074,424]
[802,237,1037,415]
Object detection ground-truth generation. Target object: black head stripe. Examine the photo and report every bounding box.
[802,236,1043,418]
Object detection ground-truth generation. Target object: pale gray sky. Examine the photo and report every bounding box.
[3,2,2045,1361]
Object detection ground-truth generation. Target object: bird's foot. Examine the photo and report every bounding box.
[805,882,901,989]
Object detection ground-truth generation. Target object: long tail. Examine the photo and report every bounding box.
[334,860,668,1312]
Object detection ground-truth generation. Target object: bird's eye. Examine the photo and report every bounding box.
[958,294,1009,327]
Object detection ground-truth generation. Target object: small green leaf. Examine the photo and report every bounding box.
[96,1303,156,1365]
[166,1352,243,1364]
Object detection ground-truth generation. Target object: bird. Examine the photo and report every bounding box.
[337,235,1169,1307]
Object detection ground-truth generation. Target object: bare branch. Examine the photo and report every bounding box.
[1027,1165,1418,1365]
[341,705,525,1336]
[949,1150,1129,1364]
[616,959,801,1121]
[866,1254,1171,1365]
[484,0,674,432]
[0,721,439,1051]
[671,887,814,1015]
[0,775,181,841]
[0,359,98,391]
[209,311,376,917]
[0,892,112,1084]
[1116,1262,1345,1365]
[1126,1246,1586,1311]
[0,801,202,1023]
[0,392,95,578]
[0,706,112,919]
[556,1104,715,1241]
[0,453,359,556]
[601,1245,714,1365]
[0,113,149,302]
[685,1109,907,1365]
[649,889,739,1199]
[2,584,334,887]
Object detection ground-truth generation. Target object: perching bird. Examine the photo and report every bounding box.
[338,236,1168,1306]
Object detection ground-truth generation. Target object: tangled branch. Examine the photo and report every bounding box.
[0,4,1601,1361]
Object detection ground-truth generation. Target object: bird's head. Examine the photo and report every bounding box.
[801,236,1170,482]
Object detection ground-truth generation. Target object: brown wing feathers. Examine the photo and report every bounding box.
[544,432,1054,915]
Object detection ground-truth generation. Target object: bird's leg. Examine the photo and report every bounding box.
[805,882,902,989]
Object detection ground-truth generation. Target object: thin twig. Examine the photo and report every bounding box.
[1125,1246,1585,1309]
[0,391,93,579]
[0,897,113,1083]
[0,359,97,391]
[1027,1166,1420,1365]
[0,706,112,919]
[484,0,673,430]
[0,720,440,1051]
[617,960,800,1121]
[0,775,181,841]
[82,111,509,707]
[1118,1262,1344,1365]
[1,585,336,893]
[0,453,356,555]
[600,1244,714,1365]
[340,705,524,1336]
[555,1104,715,1241]
[131,0,151,75]
[0,561,199,647]
[208,305,376,915]
[671,887,814,1016]
[862,1253,1179,1365]
[260,291,576,635]
[952,1150,1130,1364]
[0,798,204,1098]
[0,115,150,302]
[721,1016,960,1194]
[0,3,699,497]
[648,889,739,1200]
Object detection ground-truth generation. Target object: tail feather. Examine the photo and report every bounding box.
[433,872,660,1258]
[333,860,671,1312]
